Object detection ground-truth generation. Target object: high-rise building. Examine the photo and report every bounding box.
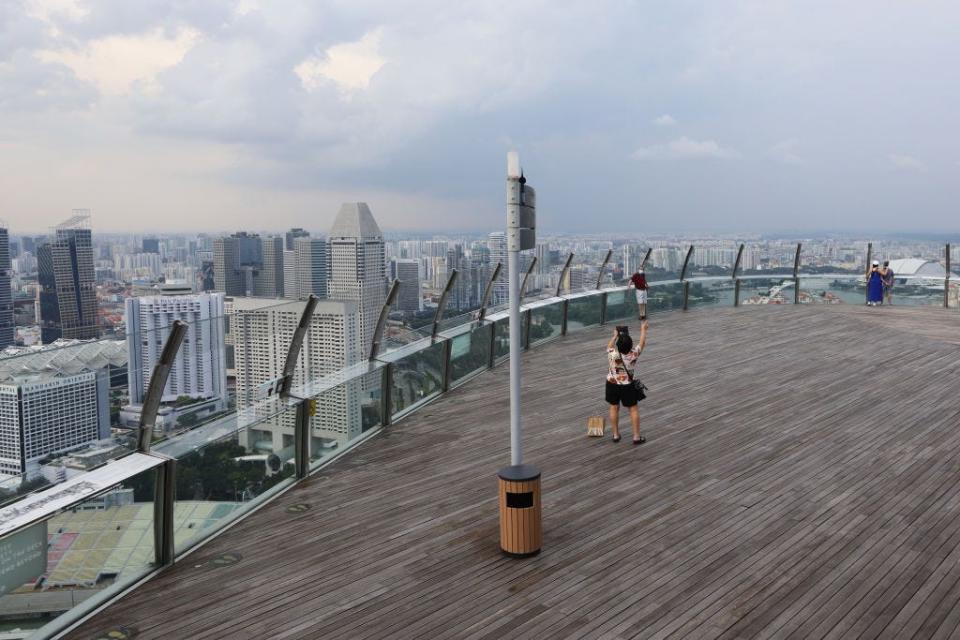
[37,212,98,344]
[394,259,421,312]
[293,237,328,300]
[0,341,121,478]
[327,203,386,352]
[0,227,13,349]
[142,237,160,254]
[487,232,508,305]
[232,298,362,450]
[255,236,285,298]
[213,233,285,297]
[285,228,310,250]
[283,250,297,299]
[125,293,227,408]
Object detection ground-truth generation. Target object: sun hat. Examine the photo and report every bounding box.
[872,260,879,266]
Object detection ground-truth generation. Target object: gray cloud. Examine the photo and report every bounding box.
[2,0,960,233]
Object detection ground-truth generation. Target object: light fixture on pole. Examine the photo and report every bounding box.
[497,151,542,558]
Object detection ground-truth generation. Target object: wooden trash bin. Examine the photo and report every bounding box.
[498,464,542,557]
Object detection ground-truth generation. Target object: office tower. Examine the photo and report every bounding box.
[232,298,361,449]
[21,236,35,254]
[536,243,551,274]
[0,227,12,349]
[37,212,98,344]
[283,250,297,299]
[213,232,274,297]
[293,237,328,300]
[142,237,160,254]
[327,203,386,352]
[423,240,449,258]
[0,342,119,478]
[285,228,310,250]
[255,236,285,298]
[487,232,508,305]
[394,259,421,312]
[125,293,227,409]
[9,240,19,259]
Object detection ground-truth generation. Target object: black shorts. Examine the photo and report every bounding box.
[605,381,638,407]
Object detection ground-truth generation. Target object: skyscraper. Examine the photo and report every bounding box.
[142,237,160,254]
[327,203,386,352]
[0,227,13,349]
[37,212,98,344]
[393,259,421,312]
[285,228,310,250]
[255,236,285,298]
[213,232,285,297]
[125,293,228,408]
[232,298,361,450]
[487,231,508,305]
[293,237,328,300]
[283,250,297,299]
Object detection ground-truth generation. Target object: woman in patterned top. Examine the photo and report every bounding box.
[605,321,648,444]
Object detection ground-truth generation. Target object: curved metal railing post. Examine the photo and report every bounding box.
[641,247,652,271]
[369,280,401,362]
[680,245,695,311]
[519,257,538,301]
[945,243,951,309]
[596,249,613,290]
[280,295,318,399]
[276,295,319,480]
[138,320,188,453]
[793,242,802,305]
[477,263,503,323]
[865,242,873,304]
[555,253,575,297]
[138,319,187,568]
[431,269,458,341]
[732,243,745,307]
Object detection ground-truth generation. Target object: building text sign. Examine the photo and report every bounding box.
[0,521,47,596]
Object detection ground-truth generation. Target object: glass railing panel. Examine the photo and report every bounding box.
[449,324,492,386]
[0,466,156,638]
[492,318,510,363]
[736,277,796,305]
[648,282,684,313]
[528,301,564,347]
[604,289,639,324]
[565,294,603,333]
[386,341,445,420]
[307,370,382,469]
[797,275,863,304]
[688,278,737,309]
[171,400,299,555]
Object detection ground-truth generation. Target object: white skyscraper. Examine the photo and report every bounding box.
[327,203,386,353]
[488,231,508,305]
[231,298,362,450]
[125,293,227,408]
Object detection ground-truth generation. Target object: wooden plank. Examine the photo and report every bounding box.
[62,306,960,640]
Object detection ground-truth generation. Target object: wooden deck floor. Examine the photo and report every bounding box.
[67,305,960,640]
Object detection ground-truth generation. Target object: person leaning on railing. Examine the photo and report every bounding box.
[628,268,649,320]
[605,321,648,445]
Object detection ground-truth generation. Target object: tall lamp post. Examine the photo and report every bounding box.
[497,151,543,558]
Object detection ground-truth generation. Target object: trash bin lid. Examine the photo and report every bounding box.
[498,464,541,482]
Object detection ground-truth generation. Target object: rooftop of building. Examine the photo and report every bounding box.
[329,202,383,240]
[0,339,125,383]
[64,304,960,639]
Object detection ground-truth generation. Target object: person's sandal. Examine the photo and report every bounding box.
[612,434,621,443]
[633,436,646,445]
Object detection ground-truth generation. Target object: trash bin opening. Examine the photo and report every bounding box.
[506,492,534,509]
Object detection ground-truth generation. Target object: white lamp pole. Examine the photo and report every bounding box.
[506,151,523,465]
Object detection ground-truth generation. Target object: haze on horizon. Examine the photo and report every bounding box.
[1,0,958,235]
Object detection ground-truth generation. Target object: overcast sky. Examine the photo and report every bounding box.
[1,0,958,235]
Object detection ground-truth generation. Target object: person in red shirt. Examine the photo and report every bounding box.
[628,269,649,320]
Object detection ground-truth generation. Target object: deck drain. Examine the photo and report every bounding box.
[209,551,242,567]
[285,503,311,514]
[91,626,137,640]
